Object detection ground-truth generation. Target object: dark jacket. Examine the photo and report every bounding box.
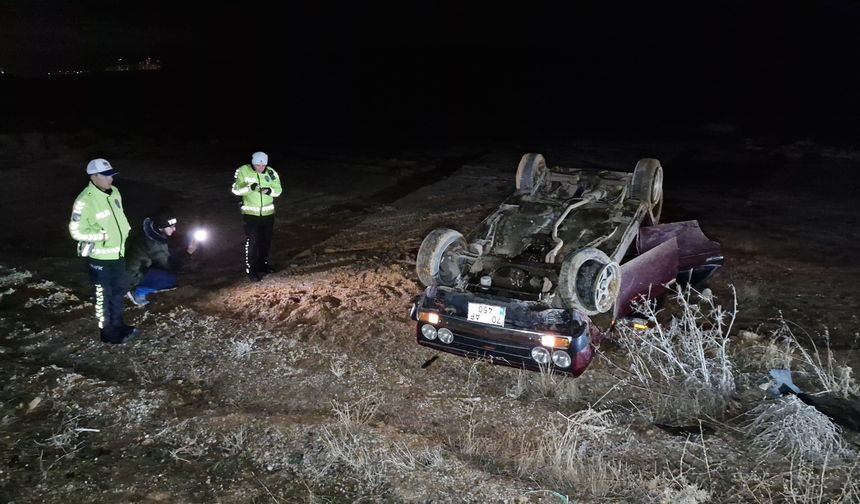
[125,218,172,289]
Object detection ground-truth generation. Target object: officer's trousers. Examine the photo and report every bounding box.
[243,214,274,275]
[88,258,128,343]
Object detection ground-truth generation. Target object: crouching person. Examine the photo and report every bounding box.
[125,211,198,305]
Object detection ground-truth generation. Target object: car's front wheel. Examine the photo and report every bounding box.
[558,247,621,315]
[631,158,664,225]
[416,228,468,287]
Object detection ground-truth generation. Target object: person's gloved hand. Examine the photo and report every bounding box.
[261,187,272,195]
[249,183,260,192]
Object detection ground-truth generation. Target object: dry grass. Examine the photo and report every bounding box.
[515,408,624,498]
[771,318,860,398]
[317,431,454,493]
[735,456,860,504]
[32,411,93,478]
[317,427,385,486]
[330,393,379,430]
[132,359,176,386]
[506,365,580,404]
[220,426,248,456]
[733,329,797,371]
[167,429,209,463]
[313,393,448,490]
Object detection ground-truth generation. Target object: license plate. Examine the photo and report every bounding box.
[467,302,506,327]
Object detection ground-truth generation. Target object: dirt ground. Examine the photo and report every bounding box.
[1,133,859,503]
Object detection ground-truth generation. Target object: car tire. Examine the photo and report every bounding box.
[631,158,664,224]
[558,247,622,315]
[416,228,468,287]
[515,153,548,194]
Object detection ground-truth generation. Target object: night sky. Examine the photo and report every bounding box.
[2,2,859,144]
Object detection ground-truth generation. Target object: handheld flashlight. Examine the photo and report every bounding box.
[193,229,209,242]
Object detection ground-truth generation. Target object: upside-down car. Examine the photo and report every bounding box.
[410,153,722,376]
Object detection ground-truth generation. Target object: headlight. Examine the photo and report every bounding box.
[437,328,453,344]
[531,347,550,364]
[421,324,437,340]
[552,350,571,368]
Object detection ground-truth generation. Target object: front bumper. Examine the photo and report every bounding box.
[411,287,597,377]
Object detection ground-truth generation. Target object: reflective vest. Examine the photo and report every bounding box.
[68,182,131,259]
[231,164,283,216]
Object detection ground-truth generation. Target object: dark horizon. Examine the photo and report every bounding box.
[2,3,860,146]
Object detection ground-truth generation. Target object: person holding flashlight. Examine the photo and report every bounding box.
[125,210,201,305]
[231,151,282,282]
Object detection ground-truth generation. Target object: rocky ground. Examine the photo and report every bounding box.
[1,134,859,502]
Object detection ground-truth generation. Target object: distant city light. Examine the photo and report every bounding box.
[46,57,162,77]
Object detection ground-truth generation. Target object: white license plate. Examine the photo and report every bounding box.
[467,302,506,327]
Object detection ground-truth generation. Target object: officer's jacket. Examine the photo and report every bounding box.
[125,218,170,289]
[231,164,283,216]
[68,182,131,260]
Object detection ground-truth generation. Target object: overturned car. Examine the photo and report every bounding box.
[410,153,722,376]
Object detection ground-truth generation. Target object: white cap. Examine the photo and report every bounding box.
[251,151,268,165]
[86,158,119,176]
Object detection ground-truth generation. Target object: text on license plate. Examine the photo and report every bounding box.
[467,302,506,326]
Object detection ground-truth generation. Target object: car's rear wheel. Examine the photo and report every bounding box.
[631,158,664,224]
[558,247,621,315]
[515,153,548,194]
[416,228,468,287]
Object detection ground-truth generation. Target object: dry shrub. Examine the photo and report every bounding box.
[743,396,843,462]
[611,285,736,422]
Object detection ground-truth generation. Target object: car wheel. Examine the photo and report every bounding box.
[416,228,468,287]
[631,158,664,224]
[515,153,548,194]
[558,247,622,315]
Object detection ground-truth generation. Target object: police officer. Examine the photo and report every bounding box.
[68,158,136,344]
[231,151,282,282]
